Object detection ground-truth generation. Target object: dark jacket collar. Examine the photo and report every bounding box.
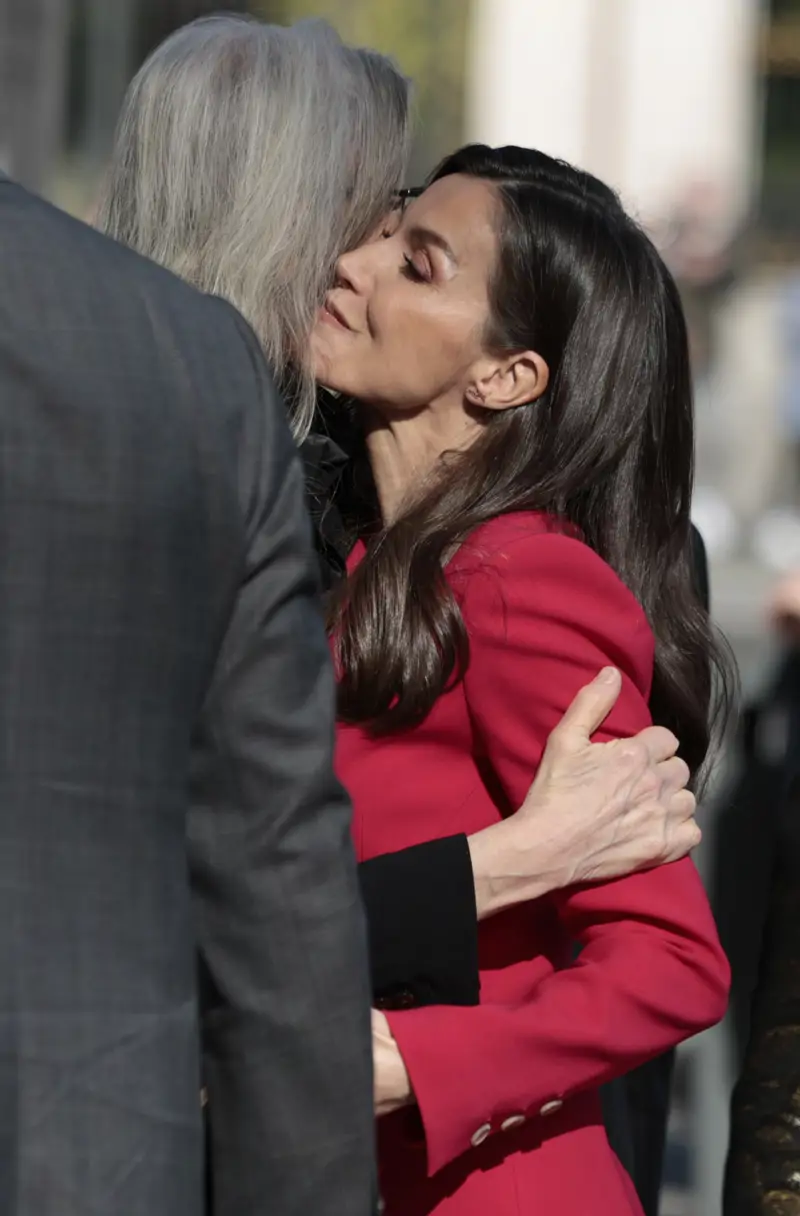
[300,390,378,590]
[300,430,352,589]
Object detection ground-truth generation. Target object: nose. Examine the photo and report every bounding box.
[334,244,373,296]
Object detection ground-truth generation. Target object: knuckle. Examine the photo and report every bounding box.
[656,728,680,758]
[618,738,648,772]
[671,789,697,819]
[664,813,701,860]
[673,758,691,790]
[640,726,679,762]
[660,755,690,791]
[671,822,701,858]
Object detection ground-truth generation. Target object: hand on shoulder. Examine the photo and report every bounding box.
[469,667,698,919]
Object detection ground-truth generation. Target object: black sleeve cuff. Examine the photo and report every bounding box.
[358,835,480,1008]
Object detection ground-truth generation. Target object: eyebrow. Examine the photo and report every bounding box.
[406,224,457,265]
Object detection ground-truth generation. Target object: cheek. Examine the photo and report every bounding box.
[376,303,475,391]
[403,316,480,394]
[311,291,484,406]
[368,328,448,409]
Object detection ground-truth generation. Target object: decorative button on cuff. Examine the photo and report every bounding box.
[539,1099,563,1117]
[500,1114,526,1132]
[470,1122,492,1147]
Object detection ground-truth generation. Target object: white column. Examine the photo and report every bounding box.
[622,0,763,239]
[465,0,762,246]
[466,0,595,167]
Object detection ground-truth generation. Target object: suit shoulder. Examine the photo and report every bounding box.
[452,512,653,677]
[453,510,570,560]
[0,176,246,352]
[0,180,285,502]
[453,512,634,599]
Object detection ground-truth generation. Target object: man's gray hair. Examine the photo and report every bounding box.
[95,14,411,439]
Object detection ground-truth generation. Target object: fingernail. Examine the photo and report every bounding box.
[598,667,620,684]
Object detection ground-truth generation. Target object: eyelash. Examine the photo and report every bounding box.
[401,254,428,283]
[380,229,429,283]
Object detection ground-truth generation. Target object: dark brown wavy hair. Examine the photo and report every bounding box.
[329,144,735,779]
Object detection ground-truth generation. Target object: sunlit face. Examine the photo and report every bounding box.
[310,175,500,415]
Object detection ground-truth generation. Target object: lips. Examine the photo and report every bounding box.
[322,294,353,331]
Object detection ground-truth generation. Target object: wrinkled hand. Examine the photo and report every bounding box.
[469,667,698,917]
[372,1009,413,1118]
[527,667,697,886]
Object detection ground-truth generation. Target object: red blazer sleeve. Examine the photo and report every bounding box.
[384,528,730,1177]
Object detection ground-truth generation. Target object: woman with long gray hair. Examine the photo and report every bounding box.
[96,14,411,440]
[94,9,701,1171]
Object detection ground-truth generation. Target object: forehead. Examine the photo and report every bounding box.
[405,174,498,267]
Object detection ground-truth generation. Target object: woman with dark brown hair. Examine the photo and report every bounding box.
[96,13,702,1027]
[312,144,733,1216]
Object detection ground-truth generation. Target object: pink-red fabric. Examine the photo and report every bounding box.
[336,512,730,1216]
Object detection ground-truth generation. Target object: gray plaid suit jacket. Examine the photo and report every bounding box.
[0,177,375,1216]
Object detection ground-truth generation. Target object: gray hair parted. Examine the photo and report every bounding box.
[95,14,412,440]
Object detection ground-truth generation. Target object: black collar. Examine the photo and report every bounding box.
[300,430,353,589]
[300,391,379,588]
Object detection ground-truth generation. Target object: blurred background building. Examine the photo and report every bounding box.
[4,0,800,1211]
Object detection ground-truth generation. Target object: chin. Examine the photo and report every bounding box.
[313,362,348,397]
[311,342,352,399]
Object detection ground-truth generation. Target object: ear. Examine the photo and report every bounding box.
[467,351,549,412]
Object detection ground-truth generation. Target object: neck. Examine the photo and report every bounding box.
[363,405,479,522]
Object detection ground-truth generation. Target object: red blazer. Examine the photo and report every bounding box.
[336,512,730,1216]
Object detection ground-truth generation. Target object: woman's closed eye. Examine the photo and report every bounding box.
[401,253,431,284]
[379,215,433,282]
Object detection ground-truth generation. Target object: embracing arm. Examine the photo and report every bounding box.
[361,666,698,1008]
[361,528,703,1009]
[384,529,729,1175]
[359,675,692,1010]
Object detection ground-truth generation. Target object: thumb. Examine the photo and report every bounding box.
[555,668,621,746]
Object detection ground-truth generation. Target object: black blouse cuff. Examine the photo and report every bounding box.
[358,834,480,1009]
